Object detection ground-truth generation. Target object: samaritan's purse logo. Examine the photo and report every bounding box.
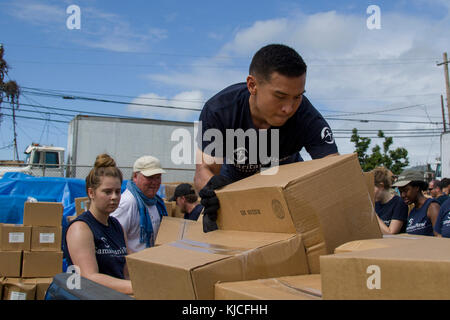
[272,199,285,219]
[321,127,335,144]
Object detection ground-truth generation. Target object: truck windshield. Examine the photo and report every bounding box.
[45,152,59,165]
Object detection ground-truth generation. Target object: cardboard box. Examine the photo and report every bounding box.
[127,230,309,300]
[67,215,78,223]
[0,277,3,300]
[216,153,382,273]
[164,200,184,218]
[363,171,375,204]
[321,236,450,300]
[334,234,433,254]
[0,251,22,277]
[155,216,204,246]
[75,197,89,216]
[215,274,322,300]
[23,278,53,300]
[31,226,62,251]
[3,278,36,300]
[0,224,31,251]
[23,202,63,227]
[22,251,63,278]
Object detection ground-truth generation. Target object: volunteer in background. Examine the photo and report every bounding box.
[195,44,339,232]
[64,154,132,295]
[111,155,168,252]
[170,183,204,221]
[434,198,450,237]
[393,169,440,236]
[372,167,408,234]
[429,180,449,205]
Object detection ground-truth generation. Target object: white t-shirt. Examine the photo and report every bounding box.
[110,189,162,253]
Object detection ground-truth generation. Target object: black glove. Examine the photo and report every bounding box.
[199,175,232,233]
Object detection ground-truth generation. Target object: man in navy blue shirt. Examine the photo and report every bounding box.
[170,183,204,221]
[194,44,339,232]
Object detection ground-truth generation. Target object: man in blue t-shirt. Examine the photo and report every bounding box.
[170,183,204,221]
[434,198,450,237]
[195,44,339,232]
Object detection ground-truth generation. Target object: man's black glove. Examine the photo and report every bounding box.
[199,175,232,233]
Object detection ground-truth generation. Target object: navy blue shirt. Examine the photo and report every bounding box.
[434,198,450,237]
[184,204,204,221]
[406,198,439,236]
[63,211,128,279]
[436,194,449,205]
[375,195,408,230]
[198,83,338,181]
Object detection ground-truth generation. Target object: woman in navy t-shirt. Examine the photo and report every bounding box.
[372,167,408,234]
[64,154,132,295]
[434,198,450,237]
[392,170,440,236]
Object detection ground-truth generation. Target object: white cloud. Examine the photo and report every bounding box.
[145,9,450,167]
[127,91,204,122]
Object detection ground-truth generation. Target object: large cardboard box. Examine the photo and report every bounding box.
[321,236,450,300]
[215,274,322,300]
[216,153,382,273]
[23,278,53,300]
[0,224,31,251]
[75,197,89,216]
[127,230,310,300]
[155,216,204,246]
[23,202,63,227]
[31,226,62,251]
[0,251,22,277]
[334,234,433,254]
[22,251,63,278]
[3,278,36,300]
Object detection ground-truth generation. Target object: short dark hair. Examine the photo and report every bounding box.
[184,193,198,203]
[441,178,450,188]
[249,44,307,81]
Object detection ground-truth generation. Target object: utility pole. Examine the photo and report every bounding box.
[437,52,450,126]
[442,95,447,132]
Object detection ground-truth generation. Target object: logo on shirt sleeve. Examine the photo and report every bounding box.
[321,127,335,144]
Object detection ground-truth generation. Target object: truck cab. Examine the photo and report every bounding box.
[0,144,65,178]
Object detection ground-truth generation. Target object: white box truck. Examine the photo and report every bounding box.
[66,115,196,182]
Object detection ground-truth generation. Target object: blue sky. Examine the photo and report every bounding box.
[0,0,449,167]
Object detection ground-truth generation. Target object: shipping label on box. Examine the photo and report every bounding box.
[75,197,89,216]
[3,278,36,300]
[127,230,310,300]
[22,251,63,278]
[216,153,382,273]
[31,226,62,251]
[23,202,63,227]
[321,236,450,300]
[0,251,22,277]
[215,274,322,300]
[0,224,31,251]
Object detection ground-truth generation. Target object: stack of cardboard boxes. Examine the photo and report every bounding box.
[126,154,387,300]
[0,202,63,300]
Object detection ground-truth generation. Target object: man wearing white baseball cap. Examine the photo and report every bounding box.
[111,155,168,252]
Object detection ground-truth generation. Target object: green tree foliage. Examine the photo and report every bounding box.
[350,128,409,174]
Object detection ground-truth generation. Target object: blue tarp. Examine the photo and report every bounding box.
[0,172,165,228]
